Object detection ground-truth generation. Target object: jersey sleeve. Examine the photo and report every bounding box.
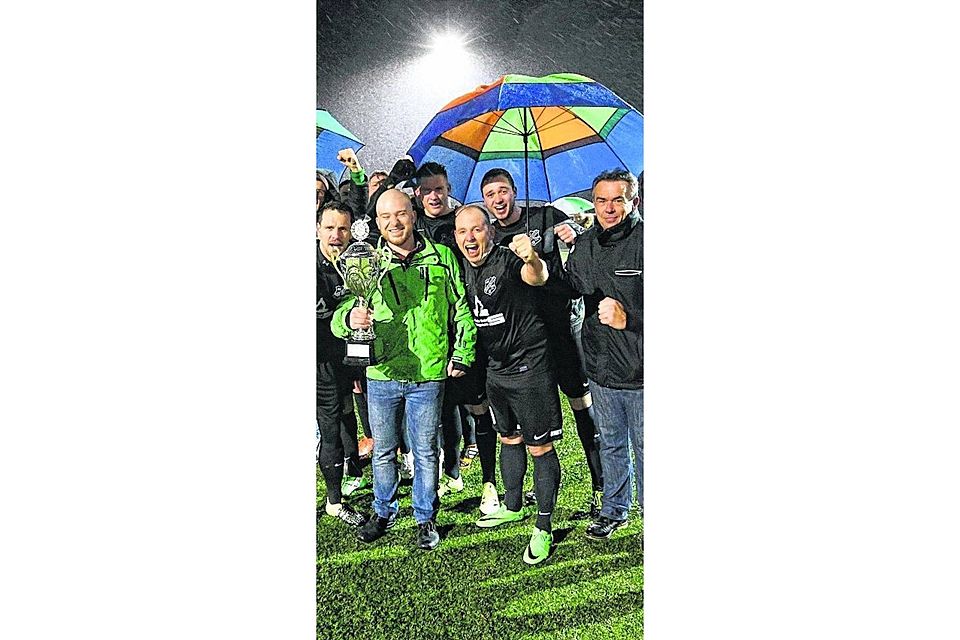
[563,235,593,296]
[545,204,572,226]
[330,292,358,339]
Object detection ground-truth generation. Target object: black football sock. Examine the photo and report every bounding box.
[474,412,498,485]
[354,389,372,439]
[500,442,527,512]
[339,410,363,478]
[319,460,344,505]
[533,447,561,532]
[573,406,604,492]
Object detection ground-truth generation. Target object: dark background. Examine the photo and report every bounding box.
[317,0,642,173]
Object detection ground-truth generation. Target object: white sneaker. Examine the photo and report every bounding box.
[479,482,501,515]
[438,473,465,498]
[398,452,415,480]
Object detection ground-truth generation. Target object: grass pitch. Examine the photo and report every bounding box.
[317,398,643,639]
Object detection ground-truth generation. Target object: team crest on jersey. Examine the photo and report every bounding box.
[528,229,542,246]
[483,275,497,295]
[334,284,347,299]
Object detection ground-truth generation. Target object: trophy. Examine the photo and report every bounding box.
[331,217,391,366]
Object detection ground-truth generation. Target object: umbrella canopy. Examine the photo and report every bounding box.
[407,73,643,205]
[316,109,363,178]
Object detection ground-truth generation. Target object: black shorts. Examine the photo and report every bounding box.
[486,370,563,446]
[317,359,352,422]
[445,361,488,406]
[545,323,590,399]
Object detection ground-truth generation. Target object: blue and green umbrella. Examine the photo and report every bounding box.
[316,109,363,178]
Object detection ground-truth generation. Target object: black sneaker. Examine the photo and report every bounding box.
[585,515,628,540]
[570,490,604,521]
[356,512,397,543]
[333,503,367,527]
[417,520,440,550]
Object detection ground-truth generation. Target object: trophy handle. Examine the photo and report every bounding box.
[375,245,392,289]
[330,250,345,280]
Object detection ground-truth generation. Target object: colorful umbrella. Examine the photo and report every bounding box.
[316,109,363,178]
[407,73,643,206]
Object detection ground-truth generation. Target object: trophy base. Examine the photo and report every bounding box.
[343,339,377,367]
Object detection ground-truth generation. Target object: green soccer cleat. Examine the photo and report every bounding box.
[437,473,465,498]
[341,475,370,497]
[523,527,553,565]
[476,505,530,529]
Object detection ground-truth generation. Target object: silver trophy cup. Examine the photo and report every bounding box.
[331,218,391,366]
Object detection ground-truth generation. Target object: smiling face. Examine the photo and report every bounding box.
[454,206,494,266]
[416,174,452,218]
[317,207,352,260]
[481,177,519,225]
[592,179,637,230]
[376,189,416,250]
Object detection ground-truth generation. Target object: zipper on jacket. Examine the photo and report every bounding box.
[386,272,401,305]
[419,266,429,301]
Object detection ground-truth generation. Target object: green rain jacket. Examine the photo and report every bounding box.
[331,232,477,382]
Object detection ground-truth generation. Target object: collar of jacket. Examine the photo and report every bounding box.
[383,230,430,266]
[317,241,334,269]
[596,211,641,246]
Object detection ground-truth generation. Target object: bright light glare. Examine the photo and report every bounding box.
[413,30,477,87]
[430,32,466,52]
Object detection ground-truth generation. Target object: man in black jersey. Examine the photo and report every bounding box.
[481,168,605,519]
[454,205,562,566]
[413,162,501,516]
[316,202,368,528]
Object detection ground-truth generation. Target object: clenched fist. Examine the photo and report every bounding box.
[554,223,577,245]
[349,306,372,329]
[337,148,361,173]
[508,233,538,264]
[598,297,627,330]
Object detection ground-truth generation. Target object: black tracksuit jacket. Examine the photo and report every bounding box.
[564,212,643,389]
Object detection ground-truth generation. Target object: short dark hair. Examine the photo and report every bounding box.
[317,200,354,224]
[415,161,449,184]
[480,168,516,192]
[591,169,639,200]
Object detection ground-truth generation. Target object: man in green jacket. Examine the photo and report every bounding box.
[331,189,476,550]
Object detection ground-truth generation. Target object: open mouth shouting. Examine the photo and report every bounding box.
[463,240,481,261]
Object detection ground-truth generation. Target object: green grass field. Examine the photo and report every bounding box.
[316,398,643,639]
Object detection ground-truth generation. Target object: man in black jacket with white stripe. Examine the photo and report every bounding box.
[564,169,644,540]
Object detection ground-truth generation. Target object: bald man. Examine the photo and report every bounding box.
[454,205,562,565]
[331,189,477,551]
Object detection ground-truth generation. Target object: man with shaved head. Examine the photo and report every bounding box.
[331,189,477,551]
[454,205,562,566]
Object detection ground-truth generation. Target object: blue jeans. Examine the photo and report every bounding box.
[589,381,643,520]
[366,378,444,524]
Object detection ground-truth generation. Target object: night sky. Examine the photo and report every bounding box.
[317,0,643,174]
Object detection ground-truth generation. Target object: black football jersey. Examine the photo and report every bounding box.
[414,209,458,253]
[492,205,579,331]
[316,242,350,364]
[462,246,549,376]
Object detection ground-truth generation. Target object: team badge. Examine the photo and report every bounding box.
[333,284,347,299]
[528,229,542,246]
[483,275,497,295]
